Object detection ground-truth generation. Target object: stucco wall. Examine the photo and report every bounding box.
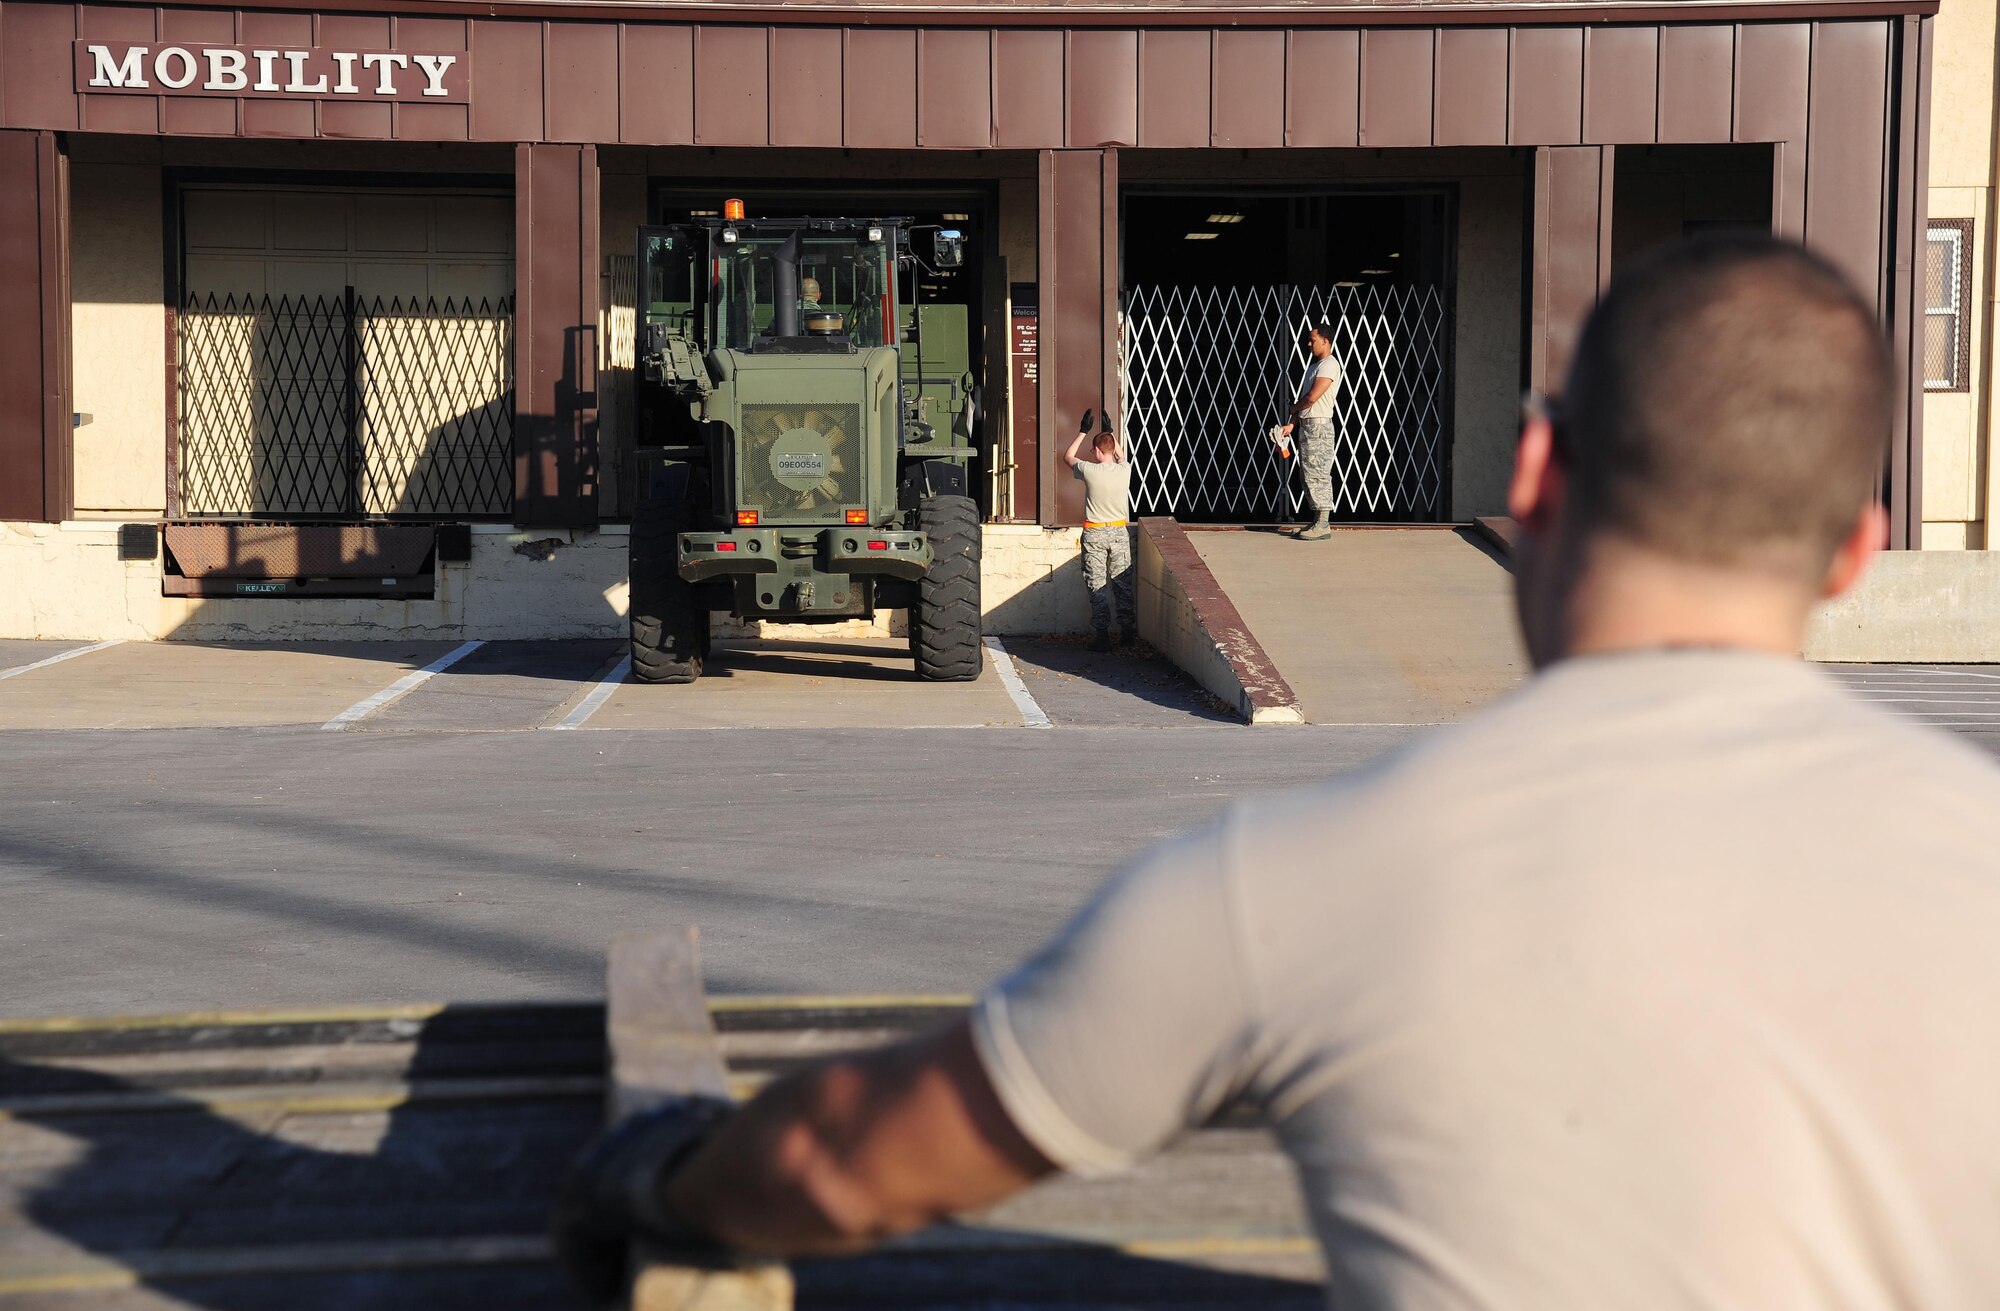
[0,522,1092,640]
[1923,0,1997,551]
[70,160,167,514]
[1452,171,1525,519]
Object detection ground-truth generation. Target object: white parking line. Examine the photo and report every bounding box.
[321,641,484,731]
[1836,666,2000,682]
[0,640,124,681]
[547,656,630,731]
[983,636,1052,729]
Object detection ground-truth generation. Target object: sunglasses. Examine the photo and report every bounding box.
[1521,390,1575,461]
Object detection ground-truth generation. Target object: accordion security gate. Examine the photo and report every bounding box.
[1120,284,1449,523]
[176,290,516,519]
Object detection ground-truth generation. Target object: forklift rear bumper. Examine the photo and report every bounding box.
[678,527,932,583]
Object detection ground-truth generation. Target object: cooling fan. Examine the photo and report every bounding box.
[743,407,854,512]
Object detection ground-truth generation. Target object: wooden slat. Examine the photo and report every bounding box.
[608,929,792,1311]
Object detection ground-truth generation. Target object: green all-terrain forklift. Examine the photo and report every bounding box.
[628,202,983,683]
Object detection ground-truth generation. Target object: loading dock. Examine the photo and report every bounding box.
[0,1,1941,646]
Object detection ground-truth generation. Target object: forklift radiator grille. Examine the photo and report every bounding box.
[737,403,865,521]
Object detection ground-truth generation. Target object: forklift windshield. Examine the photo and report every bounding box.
[715,231,896,352]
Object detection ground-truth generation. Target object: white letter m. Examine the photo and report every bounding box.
[87,44,150,89]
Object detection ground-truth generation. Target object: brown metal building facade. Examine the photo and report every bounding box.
[0,0,1940,542]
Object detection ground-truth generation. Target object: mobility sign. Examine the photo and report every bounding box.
[74,42,469,103]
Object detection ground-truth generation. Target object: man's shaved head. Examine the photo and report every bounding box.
[1562,235,1892,582]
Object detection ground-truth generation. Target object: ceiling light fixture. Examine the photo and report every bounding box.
[942,212,971,221]
[1184,232,1220,240]
[1205,213,1245,224]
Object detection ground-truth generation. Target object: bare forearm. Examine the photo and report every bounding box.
[1065,430,1088,465]
[661,1022,1049,1257]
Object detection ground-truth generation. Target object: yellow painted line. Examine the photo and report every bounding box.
[0,1076,604,1121]
[708,994,974,1013]
[1122,1236,1318,1259]
[0,1003,447,1035]
[0,995,972,1036]
[0,1231,1313,1295]
[0,1235,551,1296]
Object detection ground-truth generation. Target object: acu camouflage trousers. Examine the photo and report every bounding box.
[1296,416,1336,514]
[1082,526,1136,635]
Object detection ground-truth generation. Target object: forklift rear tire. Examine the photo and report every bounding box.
[911,494,983,682]
[629,484,707,685]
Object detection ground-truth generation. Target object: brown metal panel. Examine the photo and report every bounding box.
[318,14,394,139]
[1434,28,1507,146]
[393,16,470,140]
[994,29,1063,149]
[546,22,620,143]
[396,101,471,140]
[1360,29,1433,147]
[157,9,236,135]
[1771,140,1806,238]
[694,25,768,146]
[996,29,1064,149]
[4,2,80,131]
[1067,30,1137,148]
[768,28,841,147]
[620,24,695,145]
[1210,30,1283,148]
[240,12,316,138]
[471,20,545,141]
[1582,25,1656,143]
[1509,26,1582,144]
[1139,30,1209,149]
[1805,19,1890,304]
[0,130,68,522]
[0,132,41,518]
[514,144,601,527]
[1733,21,1809,142]
[1887,13,1925,547]
[1286,29,1359,148]
[76,5,159,135]
[843,28,917,149]
[1530,144,1610,394]
[1039,148,1117,526]
[1657,23,1733,143]
[918,29,991,147]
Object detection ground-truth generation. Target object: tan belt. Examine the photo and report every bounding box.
[1084,519,1128,530]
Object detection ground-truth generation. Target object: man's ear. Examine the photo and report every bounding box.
[1507,415,1564,533]
[1822,501,1888,601]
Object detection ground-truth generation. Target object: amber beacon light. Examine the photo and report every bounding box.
[723,198,747,221]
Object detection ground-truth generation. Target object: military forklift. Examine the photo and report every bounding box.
[628,201,982,683]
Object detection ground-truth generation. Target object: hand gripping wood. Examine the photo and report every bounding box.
[607,929,794,1311]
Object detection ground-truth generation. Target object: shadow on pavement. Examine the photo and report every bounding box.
[1,1011,1323,1309]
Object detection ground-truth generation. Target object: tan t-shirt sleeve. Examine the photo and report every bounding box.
[970,815,1263,1177]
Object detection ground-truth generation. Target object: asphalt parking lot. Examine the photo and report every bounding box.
[2,640,1995,1018]
[0,636,1230,734]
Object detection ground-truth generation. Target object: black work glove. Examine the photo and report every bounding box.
[1100,408,1114,434]
[551,1095,734,1305]
[1077,407,1094,435]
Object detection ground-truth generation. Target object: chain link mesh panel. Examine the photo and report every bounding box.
[176,291,514,519]
[1120,284,1449,522]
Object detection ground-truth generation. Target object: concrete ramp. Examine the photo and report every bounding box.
[1188,528,1527,725]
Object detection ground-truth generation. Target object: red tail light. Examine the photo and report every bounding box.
[867,541,889,551]
[715,542,738,552]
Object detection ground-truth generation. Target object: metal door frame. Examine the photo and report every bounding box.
[1117,182,1458,523]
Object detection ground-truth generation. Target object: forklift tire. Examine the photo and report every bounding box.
[911,494,983,682]
[629,483,707,685]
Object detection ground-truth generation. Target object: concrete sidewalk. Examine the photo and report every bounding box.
[1188,528,1527,725]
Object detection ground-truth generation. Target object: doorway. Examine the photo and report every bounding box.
[1120,188,1454,523]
